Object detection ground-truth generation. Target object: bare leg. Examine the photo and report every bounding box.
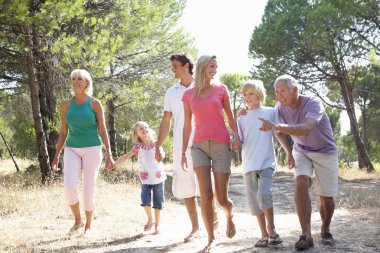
[256,213,269,239]
[195,167,215,244]
[212,196,219,230]
[84,210,93,230]
[263,208,278,236]
[183,196,200,242]
[154,208,161,234]
[320,196,335,234]
[213,172,235,238]
[295,175,312,238]
[143,206,154,231]
[68,202,83,233]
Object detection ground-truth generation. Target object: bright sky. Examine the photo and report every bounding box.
[180,0,268,78]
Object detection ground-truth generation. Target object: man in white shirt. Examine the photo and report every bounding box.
[155,54,217,242]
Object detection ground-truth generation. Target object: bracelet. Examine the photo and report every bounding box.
[182,154,186,155]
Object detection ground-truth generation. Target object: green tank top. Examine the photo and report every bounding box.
[66,97,101,148]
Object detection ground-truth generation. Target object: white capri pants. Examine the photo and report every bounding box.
[63,145,102,211]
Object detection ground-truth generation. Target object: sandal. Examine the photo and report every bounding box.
[67,222,84,236]
[226,215,236,238]
[144,222,153,231]
[153,226,160,235]
[201,240,217,253]
[269,233,283,245]
[184,230,200,242]
[255,238,269,248]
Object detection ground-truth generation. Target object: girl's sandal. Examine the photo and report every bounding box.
[153,226,160,235]
[143,222,153,231]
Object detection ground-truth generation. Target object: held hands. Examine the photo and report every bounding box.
[231,137,241,152]
[155,143,165,162]
[105,155,115,171]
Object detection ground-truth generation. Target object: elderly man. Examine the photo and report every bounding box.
[259,75,338,250]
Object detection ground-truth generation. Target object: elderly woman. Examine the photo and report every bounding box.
[52,69,114,236]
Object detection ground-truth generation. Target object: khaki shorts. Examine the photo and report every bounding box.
[191,141,232,173]
[293,150,339,197]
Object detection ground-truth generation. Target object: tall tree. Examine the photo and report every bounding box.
[249,0,380,172]
[1,0,195,180]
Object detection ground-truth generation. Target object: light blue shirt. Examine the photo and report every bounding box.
[237,107,279,174]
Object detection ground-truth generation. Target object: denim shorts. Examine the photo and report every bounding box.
[140,182,164,210]
[191,140,232,173]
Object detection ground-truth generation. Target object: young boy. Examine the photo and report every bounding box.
[237,80,294,248]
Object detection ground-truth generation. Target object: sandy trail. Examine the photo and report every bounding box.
[45,170,379,253]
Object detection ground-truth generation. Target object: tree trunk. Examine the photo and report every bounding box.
[108,98,117,157]
[339,77,374,172]
[21,24,52,183]
[31,26,58,162]
[358,108,367,168]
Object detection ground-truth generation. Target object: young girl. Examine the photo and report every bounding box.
[237,80,294,247]
[112,121,166,235]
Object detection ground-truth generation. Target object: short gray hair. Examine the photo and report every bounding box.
[274,75,298,89]
[70,69,93,96]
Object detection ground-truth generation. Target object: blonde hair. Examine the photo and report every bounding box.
[241,80,267,105]
[194,55,216,97]
[70,69,93,96]
[132,121,155,143]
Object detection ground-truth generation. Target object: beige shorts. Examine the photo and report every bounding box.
[191,141,232,173]
[172,148,198,199]
[293,150,339,197]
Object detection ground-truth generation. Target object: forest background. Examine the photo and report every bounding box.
[1,0,380,180]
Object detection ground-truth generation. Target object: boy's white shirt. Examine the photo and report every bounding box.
[237,106,280,174]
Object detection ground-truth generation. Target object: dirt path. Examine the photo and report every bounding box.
[42,170,377,253]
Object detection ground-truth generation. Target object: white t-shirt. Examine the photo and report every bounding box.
[237,107,280,174]
[163,81,194,151]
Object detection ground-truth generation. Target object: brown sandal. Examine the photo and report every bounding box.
[255,238,269,248]
[269,234,283,245]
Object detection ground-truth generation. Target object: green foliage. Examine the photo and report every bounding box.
[249,0,380,167]
[1,0,196,161]
[338,131,359,167]
[220,73,249,115]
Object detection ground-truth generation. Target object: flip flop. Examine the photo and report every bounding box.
[67,223,84,236]
[269,233,283,245]
[143,222,153,231]
[201,240,217,253]
[184,230,200,242]
[255,238,269,248]
[226,223,236,238]
[153,226,160,235]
